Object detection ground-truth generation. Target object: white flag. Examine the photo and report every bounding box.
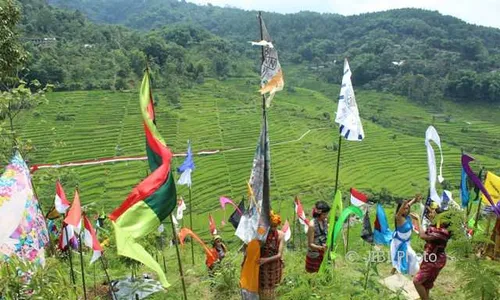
[425,126,444,204]
[176,197,187,220]
[335,59,365,141]
[282,220,291,242]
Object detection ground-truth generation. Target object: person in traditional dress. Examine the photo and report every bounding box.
[390,195,422,276]
[305,201,330,273]
[258,211,285,300]
[413,210,452,300]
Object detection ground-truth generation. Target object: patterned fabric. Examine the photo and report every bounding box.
[305,249,324,273]
[259,229,283,299]
[305,218,327,273]
[414,226,450,289]
[0,152,48,266]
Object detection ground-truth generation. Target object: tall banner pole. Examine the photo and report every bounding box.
[64,224,76,285]
[327,135,343,263]
[333,135,343,194]
[292,198,297,249]
[189,187,195,265]
[258,12,270,218]
[78,230,88,300]
[94,226,116,299]
[171,214,188,300]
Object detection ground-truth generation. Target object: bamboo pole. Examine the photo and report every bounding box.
[78,231,88,300]
[170,214,188,300]
[189,188,195,265]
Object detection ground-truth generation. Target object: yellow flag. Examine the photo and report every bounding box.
[481,171,500,206]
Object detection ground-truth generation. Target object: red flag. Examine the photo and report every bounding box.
[55,181,71,214]
[64,190,82,234]
[83,215,103,264]
[209,214,217,235]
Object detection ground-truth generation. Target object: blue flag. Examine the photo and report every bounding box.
[177,141,195,187]
[460,167,470,208]
[373,204,392,245]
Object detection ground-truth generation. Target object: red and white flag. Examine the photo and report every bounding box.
[209,214,217,235]
[282,220,291,242]
[83,215,103,264]
[350,188,368,207]
[55,181,70,214]
[64,190,82,235]
[58,223,78,250]
[294,196,309,233]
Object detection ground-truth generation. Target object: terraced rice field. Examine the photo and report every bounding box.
[12,76,500,239]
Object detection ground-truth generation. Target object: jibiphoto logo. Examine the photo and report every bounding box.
[344,250,455,264]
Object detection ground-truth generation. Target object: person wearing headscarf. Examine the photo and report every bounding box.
[412,209,453,300]
[258,210,285,300]
[305,201,330,273]
[390,194,422,276]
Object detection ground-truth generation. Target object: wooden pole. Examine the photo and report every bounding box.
[327,135,343,261]
[189,188,195,265]
[474,199,482,230]
[100,255,117,300]
[78,231,88,300]
[171,214,188,300]
[292,198,297,249]
[258,11,271,230]
[64,224,76,285]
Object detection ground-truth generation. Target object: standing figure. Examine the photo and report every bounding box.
[305,201,331,273]
[413,210,452,300]
[390,195,421,276]
[258,211,285,300]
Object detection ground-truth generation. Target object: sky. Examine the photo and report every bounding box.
[186,0,500,29]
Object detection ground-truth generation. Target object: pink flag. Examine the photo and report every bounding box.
[219,196,243,215]
[64,190,82,234]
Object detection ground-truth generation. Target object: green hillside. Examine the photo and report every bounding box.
[12,70,498,240]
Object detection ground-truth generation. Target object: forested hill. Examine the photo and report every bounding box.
[22,0,500,104]
[16,0,253,93]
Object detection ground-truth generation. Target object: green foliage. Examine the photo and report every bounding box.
[0,257,79,299]
[458,257,500,300]
[0,0,27,87]
[46,0,500,104]
[0,80,50,163]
